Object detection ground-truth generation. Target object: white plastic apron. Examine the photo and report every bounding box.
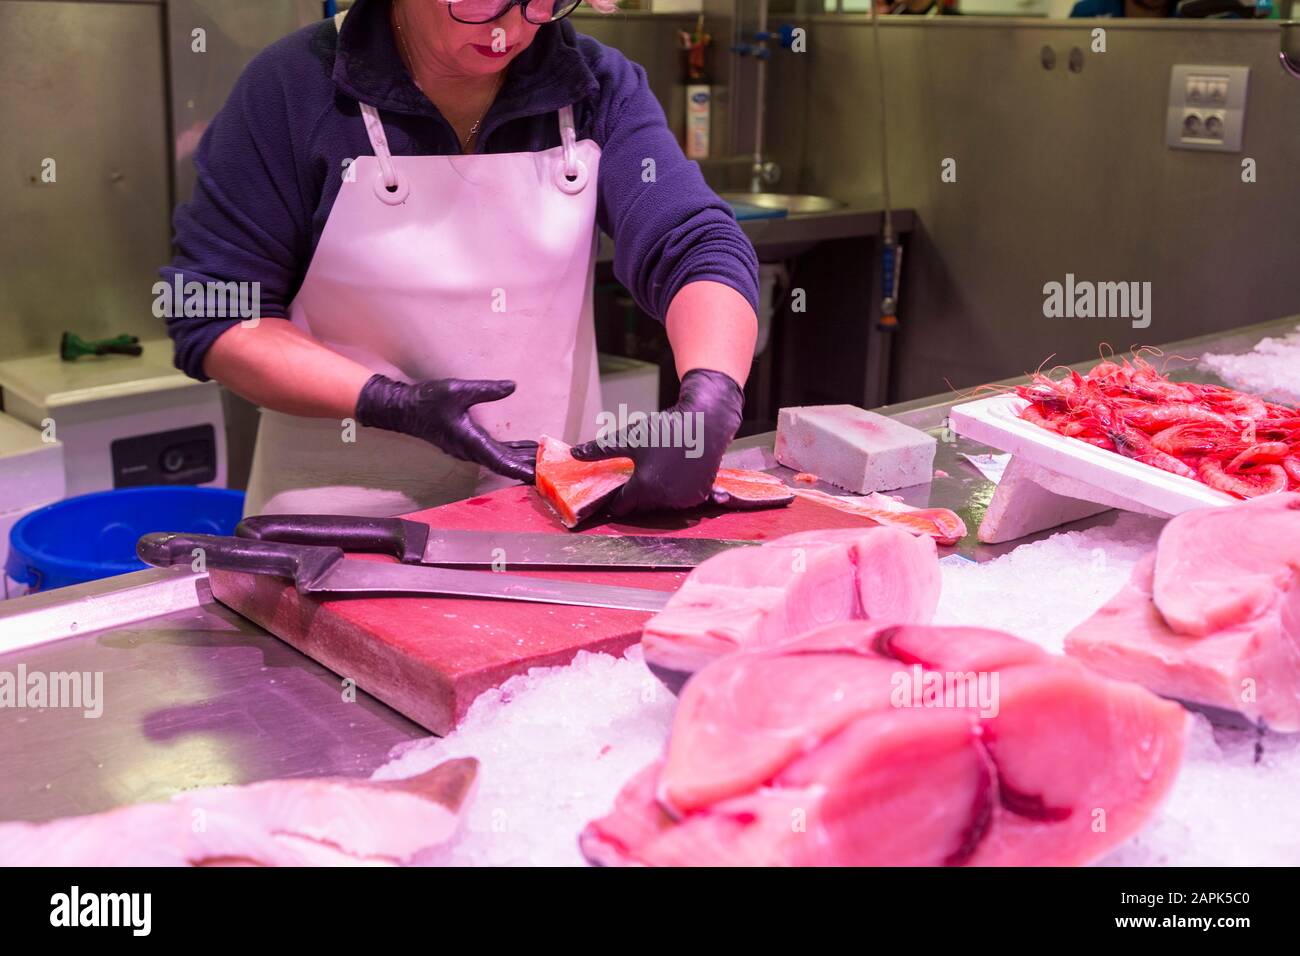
[245,64,603,516]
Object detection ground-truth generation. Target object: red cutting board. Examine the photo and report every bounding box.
[209,487,880,735]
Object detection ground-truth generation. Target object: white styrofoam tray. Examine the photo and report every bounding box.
[949,393,1237,517]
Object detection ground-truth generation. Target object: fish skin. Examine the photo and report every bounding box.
[791,487,967,545]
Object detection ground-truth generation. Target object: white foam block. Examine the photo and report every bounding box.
[774,404,937,493]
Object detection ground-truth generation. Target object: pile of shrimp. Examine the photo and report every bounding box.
[1014,351,1300,499]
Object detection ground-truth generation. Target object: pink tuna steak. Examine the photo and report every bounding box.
[581,624,1186,866]
[1065,492,1300,731]
[0,758,477,867]
[640,526,941,685]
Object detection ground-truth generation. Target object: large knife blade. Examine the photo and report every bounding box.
[235,514,756,570]
[138,532,673,612]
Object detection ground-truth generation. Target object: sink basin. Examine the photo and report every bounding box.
[720,192,846,215]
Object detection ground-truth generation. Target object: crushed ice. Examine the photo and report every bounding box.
[1201,324,1300,405]
[372,647,674,866]
[374,513,1298,866]
[933,511,1163,653]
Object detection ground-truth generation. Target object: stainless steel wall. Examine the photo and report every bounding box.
[167,0,322,208]
[761,18,1300,400]
[0,0,172,357]
[583,15,1300,400]
[0,0,320,361]
[575,5,738,169]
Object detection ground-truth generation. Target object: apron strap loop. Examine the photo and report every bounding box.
[558,105,578,178]
[554,104,588,194]
[361,103,400,190]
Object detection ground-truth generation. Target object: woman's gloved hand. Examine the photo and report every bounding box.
[355,374,538,483]
[570,368,745,517]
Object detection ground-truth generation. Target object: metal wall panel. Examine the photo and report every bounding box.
[0,0,172,357]
[575,4,737,168]
[166,0,323,207]
[763,18,1300,401]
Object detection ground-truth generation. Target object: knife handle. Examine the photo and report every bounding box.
[235,514,429,564]
[137,532,343,590]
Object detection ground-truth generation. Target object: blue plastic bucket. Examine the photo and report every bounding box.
[6,486,245,593]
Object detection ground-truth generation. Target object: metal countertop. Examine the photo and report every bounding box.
[0,580,424,824]
[596,201,915,264]
[0,314,1294,824]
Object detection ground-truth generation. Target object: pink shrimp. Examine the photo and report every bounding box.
[1149,421,1240,458]
[1118,402,1233,432]
[1019,403,1063,432]
[1198,457,1289,499]
[1227,442,1293,473]
[1086,401,1197,480]
[1199,385,1268,422]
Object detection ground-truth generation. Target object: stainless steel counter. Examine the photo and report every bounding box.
[0,578,424,824]
[596,202,916,264]
[1,313,1294,824]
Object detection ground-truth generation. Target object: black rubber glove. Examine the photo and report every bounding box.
[355,374,538,483]
[570,368,745,517]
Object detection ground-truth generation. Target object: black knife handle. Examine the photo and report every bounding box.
[137,532,344,590]
[235,514,429,564]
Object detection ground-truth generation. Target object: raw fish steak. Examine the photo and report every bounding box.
[1065,492,1300,731]
[0,758,477,867]
[641,526,940,684]
[535,435,793,528]
[581,624,1186,866]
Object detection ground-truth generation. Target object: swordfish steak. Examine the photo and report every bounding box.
[1065,492,1300,731]
[581,624,1186,866]
[640,526,941,685]
[534,435,793,528]
[0,758,477,867]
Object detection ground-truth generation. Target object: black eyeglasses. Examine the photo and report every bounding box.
[445,0,583,25]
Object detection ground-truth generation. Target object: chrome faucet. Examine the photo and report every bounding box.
[731,2,792,193]
[1281,20,1300,79]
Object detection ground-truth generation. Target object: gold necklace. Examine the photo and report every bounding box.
[392,5,500,151]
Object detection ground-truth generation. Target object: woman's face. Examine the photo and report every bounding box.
[404,0,542,78]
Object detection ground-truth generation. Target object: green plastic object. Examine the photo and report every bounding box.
[60,332,143,361]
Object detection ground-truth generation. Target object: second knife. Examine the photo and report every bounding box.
[236,514,757,570]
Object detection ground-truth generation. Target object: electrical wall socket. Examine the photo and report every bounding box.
[1166,65,1249,153]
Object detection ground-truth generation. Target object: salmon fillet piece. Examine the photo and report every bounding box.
[534,435,793,529]
[581,624,1185,866]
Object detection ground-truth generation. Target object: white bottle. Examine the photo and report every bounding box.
[685,84,710,160]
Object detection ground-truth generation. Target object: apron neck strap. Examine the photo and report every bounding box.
[358,102,580,186]
[558,104,578,178]
[360,103,399,190]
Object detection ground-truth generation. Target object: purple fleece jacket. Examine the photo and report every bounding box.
[162,0,759,381]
